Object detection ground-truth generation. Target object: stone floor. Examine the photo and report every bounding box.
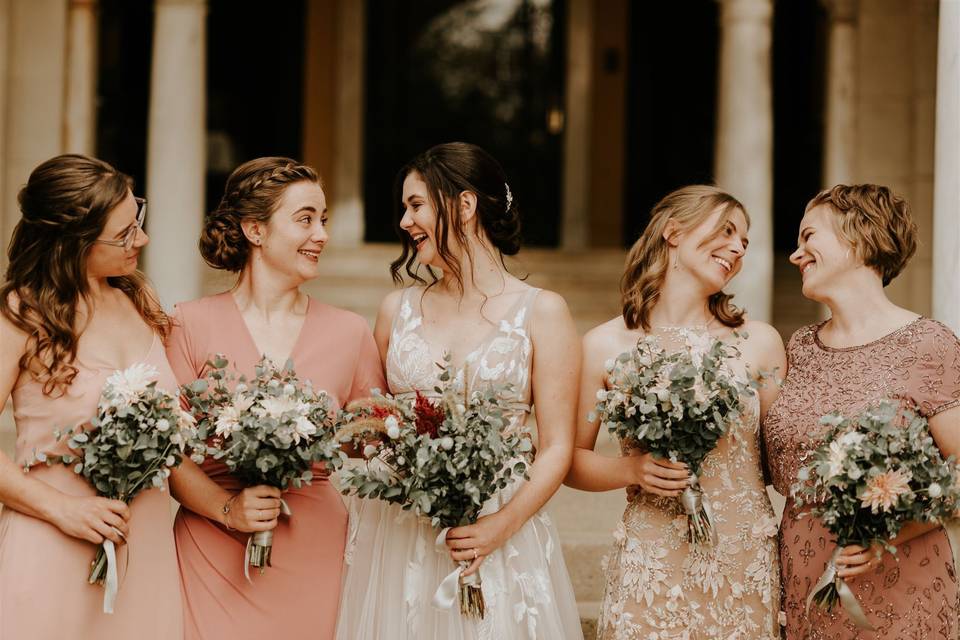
[0,244,812,635]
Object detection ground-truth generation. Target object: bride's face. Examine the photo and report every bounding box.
[398,171,465,271]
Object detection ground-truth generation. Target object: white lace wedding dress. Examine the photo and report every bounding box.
[335,286,583,640]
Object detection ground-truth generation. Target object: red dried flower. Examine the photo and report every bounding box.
[413,392,445,438]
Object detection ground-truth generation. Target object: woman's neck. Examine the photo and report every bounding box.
[648,271,714,328]
[437,242,513,302]
[232,264,305,319]
[819,273,915,343]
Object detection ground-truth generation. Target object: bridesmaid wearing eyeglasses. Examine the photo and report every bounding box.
[0,154,182,639]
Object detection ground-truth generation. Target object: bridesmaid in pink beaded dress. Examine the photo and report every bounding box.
[166,158,385,640]
[764,184,960,638]
[0,155,182,639]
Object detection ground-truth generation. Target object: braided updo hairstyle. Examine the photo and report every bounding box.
[390,142,521,292]
[200,157,321,272]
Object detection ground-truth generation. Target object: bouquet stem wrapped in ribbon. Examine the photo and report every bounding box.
[792,400,960,630]
[592,330,754,546]
[28,363,203,613]
[337,358,532,619]
[182,356,344,581]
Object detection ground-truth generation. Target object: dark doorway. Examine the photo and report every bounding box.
[623,0,719,246]
[96,0,153,192]
[772,0,825,251]
[363,0,567,246]
[206,0,306,212]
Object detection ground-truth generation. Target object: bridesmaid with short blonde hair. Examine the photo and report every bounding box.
[764,184,960,638]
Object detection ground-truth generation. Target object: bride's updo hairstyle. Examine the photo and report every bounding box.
[621,185,749,332]
[200,157,321,272]
[805,184,917,286]
[390,142,521,292]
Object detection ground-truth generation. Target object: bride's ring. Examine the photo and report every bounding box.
[110,526,126,541]
[472,548,478,560]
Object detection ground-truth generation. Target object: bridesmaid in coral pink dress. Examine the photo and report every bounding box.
[0,155,182,639]
[166,158,385,640]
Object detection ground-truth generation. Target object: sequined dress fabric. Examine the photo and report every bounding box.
[764,318,960,638]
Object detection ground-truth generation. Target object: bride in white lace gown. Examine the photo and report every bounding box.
[335,143,583,640]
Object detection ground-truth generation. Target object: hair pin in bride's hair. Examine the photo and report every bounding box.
[504,183,513,213]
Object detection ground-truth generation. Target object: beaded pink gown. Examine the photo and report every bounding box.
[0,333,183,639]
[764,318,960,638]
[166,292,385,640]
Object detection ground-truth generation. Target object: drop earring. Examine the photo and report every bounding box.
[673,251,680,270]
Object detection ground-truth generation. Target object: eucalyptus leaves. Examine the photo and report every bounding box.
[182,356,343,578]
[591,330,752,546]
[30,363,202,613]
[337,358,532,619]
[792,400,960,629]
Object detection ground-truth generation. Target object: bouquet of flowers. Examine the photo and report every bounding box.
[336,361,532,619]
[791,399,960,630]
[182,356,343,580]
[29,363,203,613]
[591,331,752,546]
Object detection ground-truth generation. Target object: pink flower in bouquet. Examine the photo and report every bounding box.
[861,469,912,513]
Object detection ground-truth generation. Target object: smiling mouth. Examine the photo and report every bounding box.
[801,262,815,277]
[712,256,732,272]
[298,249,321,262]
[411,233,428,249]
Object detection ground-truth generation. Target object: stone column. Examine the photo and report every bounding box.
[331,0,365,246]
[713,0,774,323]
[1,0,68,271]
[144,0,207,309]
[932,0,960,334]
[561,0,593,250]
[63,0,98,154]
[821,0,857,187]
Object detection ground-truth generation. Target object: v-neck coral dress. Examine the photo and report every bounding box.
[0,333,183,640]
[165,292,385,640]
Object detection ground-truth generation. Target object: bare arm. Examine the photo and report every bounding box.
[446,291,581,574]
[0,310,129,545]
[564,323,689,494]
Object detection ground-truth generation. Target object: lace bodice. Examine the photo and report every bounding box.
[385,286,539,433]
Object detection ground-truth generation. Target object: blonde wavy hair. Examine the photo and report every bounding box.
[621,185,749,331]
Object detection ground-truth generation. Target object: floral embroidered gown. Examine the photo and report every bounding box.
[597,329,781,640]
[335,286,583,640]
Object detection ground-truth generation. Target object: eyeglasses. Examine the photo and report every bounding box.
[96,197,147,251]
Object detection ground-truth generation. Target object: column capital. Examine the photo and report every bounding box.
[716,0,773,24]
[821,0,858,23]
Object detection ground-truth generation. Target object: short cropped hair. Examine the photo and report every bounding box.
[806,184,917,286]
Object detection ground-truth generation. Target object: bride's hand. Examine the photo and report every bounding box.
[627,451,690,497]
[445,512,515,577]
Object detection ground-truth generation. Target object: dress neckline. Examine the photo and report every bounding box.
[75,331,159,372]
[812,316,924,353]
[407,286,536,374]
[226,292,313,367]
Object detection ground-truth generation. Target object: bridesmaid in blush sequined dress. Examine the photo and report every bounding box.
[166,158,385,640]
[0,155,181,639]
[764,184,960,638]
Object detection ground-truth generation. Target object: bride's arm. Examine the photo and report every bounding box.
[445,291,579,575]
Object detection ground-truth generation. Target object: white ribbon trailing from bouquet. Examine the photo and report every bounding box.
[432,527,464,610]
[806,547,875,631]
[102,539,118,614]
[243,498,292,583]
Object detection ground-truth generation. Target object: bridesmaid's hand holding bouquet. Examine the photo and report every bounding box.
[336,358,532,619]
[182,356,344,579]
[30,363,203,613]
[792,400,960,630]
[592,331,752,546]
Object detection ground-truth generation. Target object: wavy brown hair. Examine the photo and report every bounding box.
[0,154,170,396]
[621,185,749,331]
[806,184,917,286]
[200,157,321,272]
[390,142,520,294]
